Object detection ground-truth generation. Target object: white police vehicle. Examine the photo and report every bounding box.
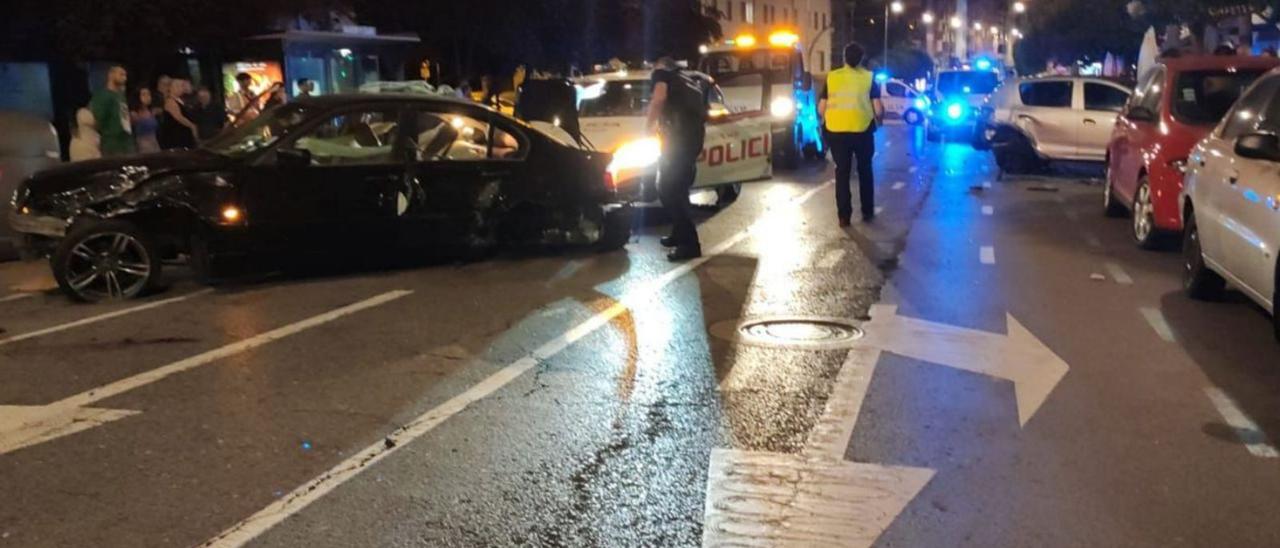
[698,31,825,168]
[573,69,773,205]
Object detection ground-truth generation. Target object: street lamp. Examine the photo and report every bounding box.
[974,21,983,31]
[884,1,905,68]
[922,12,935,24]
[1013,1,1027,13]
[950,15,963,29]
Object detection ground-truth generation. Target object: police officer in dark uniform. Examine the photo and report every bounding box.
[646,56,711,261]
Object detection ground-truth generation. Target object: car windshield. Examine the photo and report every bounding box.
[579,81,653,117]
[700,50,793,85]
[202,104,314,157]
[937,71,999,95]
[1172,69,1268,126]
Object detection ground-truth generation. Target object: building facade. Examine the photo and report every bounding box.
[704,0,834,73]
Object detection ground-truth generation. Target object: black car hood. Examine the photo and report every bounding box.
[24,150,232,196]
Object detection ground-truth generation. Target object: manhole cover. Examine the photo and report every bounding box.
[726,317,864,349]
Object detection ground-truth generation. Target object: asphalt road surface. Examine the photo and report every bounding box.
[3,124,1280,547]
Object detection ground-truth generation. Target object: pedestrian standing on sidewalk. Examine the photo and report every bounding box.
[88,65,135,157]
[69,108,101,161]
[193,86,226,141]
[819,42,883,225]
[158,79,198,149]
[131,88,161,153]
[645,56,712,261]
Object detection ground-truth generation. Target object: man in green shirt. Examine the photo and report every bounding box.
[88,65,135,156]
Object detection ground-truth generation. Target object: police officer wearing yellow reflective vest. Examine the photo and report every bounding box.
[819,42,884,225]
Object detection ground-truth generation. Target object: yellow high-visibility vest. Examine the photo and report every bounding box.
[824,66,875,133]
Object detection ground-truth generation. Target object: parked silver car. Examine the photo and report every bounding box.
[976,76,1131,173]
[1,110,61,260]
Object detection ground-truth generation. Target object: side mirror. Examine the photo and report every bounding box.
[801,72,813,92]
[1235,133,1280,162]
[277,147,312,167]
[1125,106,1156,122]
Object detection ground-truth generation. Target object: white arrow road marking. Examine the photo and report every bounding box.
[982,205,994,216]
[201,182,836,548]
[0,290,411,455]
[980,246,996,264]
[860,304,1069,426]
[0,288,214,347]
[705,349,934,547]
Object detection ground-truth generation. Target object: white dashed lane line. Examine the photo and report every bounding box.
[0,288,215,348]
[982,205,994,216]
[980,246,996,265]
[0,293,35,304]
[1064,209,1079,222]
[1104,262,1134,285]
[892,181,906,191]
[1139,307,1176,343]
[1083,232,1103,249]
[1205,387,1280,458]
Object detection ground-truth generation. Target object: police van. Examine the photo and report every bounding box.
[572,68,773,205]
[698,31,825,168]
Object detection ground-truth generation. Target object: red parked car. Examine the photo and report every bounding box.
[1104,55,1280,248]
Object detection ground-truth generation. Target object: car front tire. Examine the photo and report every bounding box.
[52,220,163,302]
[1182,213,1224,301]
[903,109,924,126]
[715,184,742,207]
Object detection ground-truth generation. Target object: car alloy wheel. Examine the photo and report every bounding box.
[53,222,160,302]
[1132,179,1159,249]
[1182,213,1224,300]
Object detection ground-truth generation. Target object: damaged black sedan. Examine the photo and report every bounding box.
[9,94,629,302]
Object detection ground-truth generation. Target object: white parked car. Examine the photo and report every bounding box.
[879,79,928,125]
[1182,69,1280,339]
[976,76,1130,173]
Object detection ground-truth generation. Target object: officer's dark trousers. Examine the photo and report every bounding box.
[658,128,706,247]
[827,130,876,220]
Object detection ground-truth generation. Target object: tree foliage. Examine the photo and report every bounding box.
[1014,0,1144,74]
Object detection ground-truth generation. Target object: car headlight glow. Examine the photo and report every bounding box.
[913,98,927,110]
[770,96,796,118]
[608,137,662,174]
[946,102,966,120]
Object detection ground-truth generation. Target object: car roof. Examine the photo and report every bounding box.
[1159,55,1280,73]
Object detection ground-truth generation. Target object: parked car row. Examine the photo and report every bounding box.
[970,55,1280,339]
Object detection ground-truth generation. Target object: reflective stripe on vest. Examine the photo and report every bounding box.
[825,67,875,133]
